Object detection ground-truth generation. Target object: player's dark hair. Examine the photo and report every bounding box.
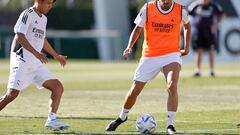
[41,0,57,3]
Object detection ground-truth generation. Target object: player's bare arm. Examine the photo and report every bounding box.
[123,26,143,60]
[181,22,191,56]
[212,13,225,30]
[16,32,48,63]
[43,38,67,67]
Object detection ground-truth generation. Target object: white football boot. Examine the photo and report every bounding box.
[45,119,69,131]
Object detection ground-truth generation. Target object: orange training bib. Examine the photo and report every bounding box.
[142,1,182,57]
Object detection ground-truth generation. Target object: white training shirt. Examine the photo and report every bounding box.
[12,7,47,65]
[134,1,190,27]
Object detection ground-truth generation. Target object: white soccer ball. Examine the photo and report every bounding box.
[136,114,157,134]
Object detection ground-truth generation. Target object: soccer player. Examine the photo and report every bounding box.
[105,0,191,134]
[188,0,225,77]
[0,0,69,131]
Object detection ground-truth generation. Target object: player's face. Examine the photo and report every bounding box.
[39,0,54,14]
[160,0,172,9]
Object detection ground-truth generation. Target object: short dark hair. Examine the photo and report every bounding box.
[41,0,57,3]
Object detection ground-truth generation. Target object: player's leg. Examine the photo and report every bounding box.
[34,64,68,130]
[0,89,20,110]
[206,32,216,77]
[120,81,146,120]
[106,81,146,131]
[209,46,215,77]
[193,32,204,77]
[43,79,63,114]
[194,48,203,77]
[1,59,32,111]
[106,58,159,131]
[123,81,146,109]
[162,62,181,134]
[43,79,69,130]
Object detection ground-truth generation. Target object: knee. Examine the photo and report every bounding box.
[167,81,178,95]
[57,81,64,94]
[6,90,19,101]
[127,81,145,99]
[53,81,64,95]
[128,89,140,98]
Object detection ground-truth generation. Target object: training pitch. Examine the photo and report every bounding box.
[0,59,240,134]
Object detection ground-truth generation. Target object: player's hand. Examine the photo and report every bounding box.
[211,22,219,30]
[35,52,48,64]
[54,55,67,67]
[180,49,189,56]
[123,48,132,60]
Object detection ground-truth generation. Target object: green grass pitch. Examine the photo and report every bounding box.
[0,59,240,134]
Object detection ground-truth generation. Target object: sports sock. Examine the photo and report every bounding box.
[119,108,130,121]
[48,112,57,121]
[166,111,176,127]
[195,68,201,74]
[210,68,214,74]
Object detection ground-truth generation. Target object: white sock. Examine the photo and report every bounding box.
[48,112,57,120]
[195,68,201,74]
[119,108,130,121]
[167,111,176,127]
[210,68,214,73]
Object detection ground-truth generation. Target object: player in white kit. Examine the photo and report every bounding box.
[0,0,69,131]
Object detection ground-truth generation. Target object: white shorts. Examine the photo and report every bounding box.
[7,58,56,91]
[133,52,182,82]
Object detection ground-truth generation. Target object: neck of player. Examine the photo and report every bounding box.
[160,2,172,11]
[33,4,43,17]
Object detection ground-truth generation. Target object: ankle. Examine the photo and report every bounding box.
[119,108,130,121]
[48,112,57,120]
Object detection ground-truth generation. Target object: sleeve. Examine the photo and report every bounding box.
[43,15,48,37]
[134,3,147,28]
[182,7,190,24]
[213,2,224,15]
[14,9,33,35]
[187,0,200,15]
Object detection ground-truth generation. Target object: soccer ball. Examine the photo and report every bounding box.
[136,114,157,134]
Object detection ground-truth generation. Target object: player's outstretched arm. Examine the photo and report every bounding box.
[123,26,143,60]
[16,33,48,63]
[43,38,67,67]
[181,22,191,56]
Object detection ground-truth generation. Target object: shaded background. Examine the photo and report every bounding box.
[0,0,239,61]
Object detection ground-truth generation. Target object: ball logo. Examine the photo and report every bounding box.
[136,114,157,134]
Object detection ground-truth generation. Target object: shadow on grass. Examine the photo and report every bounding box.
[0,115,136,121]
[9,129,240,135]
[1,116,239,135]
[172,132,239,135]
[116,130,240,135]
[0,116,114,120]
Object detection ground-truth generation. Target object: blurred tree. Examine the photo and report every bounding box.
[129,0,147,11]
[0,0,93,11]
[0,0,32,11]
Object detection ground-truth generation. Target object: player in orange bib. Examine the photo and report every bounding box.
[106,0,191,134]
